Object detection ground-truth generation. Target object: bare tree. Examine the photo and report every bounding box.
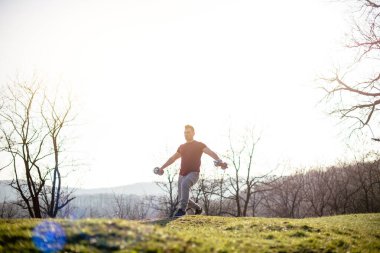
[0,96,10,171]
[223,128,257,216]
[325,163,355,215]
[303,168,331,217]
[191,174,219,215]
[130,195,154,220]
[153,167,179,217]
[113,193,132,219]
[0,197,18,218]
[322,0,380,137]
[257,152,380,218]
[224,128,273,217]
[261,172,305,218]
[40,92,76,217]
[56,198,80,218]
[0,78,76,218]
[215,172,227,215]
[0,81,49,218]
[248,183,266,217]
[351,152,380,212]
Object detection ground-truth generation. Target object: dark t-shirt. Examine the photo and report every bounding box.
[177,140,207,176]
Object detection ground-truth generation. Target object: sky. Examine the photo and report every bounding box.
[0,0,375,188]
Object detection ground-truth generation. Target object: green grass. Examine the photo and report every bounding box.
[0,213,379,252]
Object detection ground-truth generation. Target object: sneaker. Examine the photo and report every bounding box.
[173,208,186,217]
[195,207,203,215]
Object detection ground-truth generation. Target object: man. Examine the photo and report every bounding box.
[158,124,227,217]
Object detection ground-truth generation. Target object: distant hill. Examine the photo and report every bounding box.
[0,180,18,201]
[0,180,165,201]
[73,182,164,196]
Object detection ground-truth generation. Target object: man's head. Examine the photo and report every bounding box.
[184,124,195,142]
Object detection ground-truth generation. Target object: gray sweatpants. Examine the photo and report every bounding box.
[178,171,200,211]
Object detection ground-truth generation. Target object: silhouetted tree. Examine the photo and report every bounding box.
[0,77,76,218]
[322,0,380,138]
[224,128,274,217]
[154,167,178,217]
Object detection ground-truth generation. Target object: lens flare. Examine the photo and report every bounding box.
[32,221,66,253]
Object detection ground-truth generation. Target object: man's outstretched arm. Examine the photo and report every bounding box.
[203,147,227,169]
[203,147,221,161]
[159,152,181,172]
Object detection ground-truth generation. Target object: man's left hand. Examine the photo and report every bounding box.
[214,160,228,169]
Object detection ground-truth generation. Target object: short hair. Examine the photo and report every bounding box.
[185,124,195,132]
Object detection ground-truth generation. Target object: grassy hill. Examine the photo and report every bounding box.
[0,213,379,252]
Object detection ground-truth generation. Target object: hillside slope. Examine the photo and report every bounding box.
[0,213,379,252]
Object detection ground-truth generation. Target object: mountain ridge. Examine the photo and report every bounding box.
[0,180,164,201]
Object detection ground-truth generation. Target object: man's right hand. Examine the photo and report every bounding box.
[154,167,164,175]
[157,152,181,176]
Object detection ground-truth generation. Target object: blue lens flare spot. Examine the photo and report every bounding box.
[32,221,66,253]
